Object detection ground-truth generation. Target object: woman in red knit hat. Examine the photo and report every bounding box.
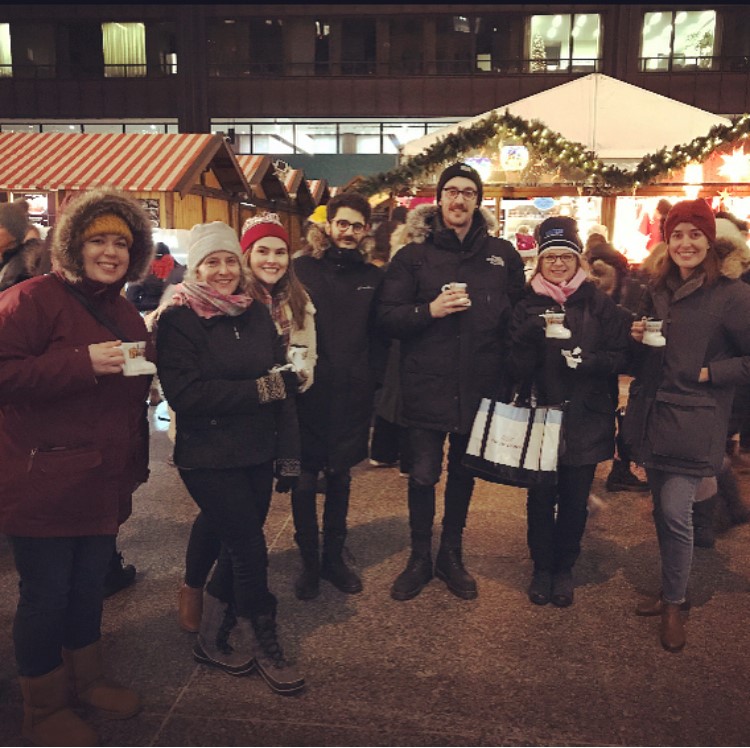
[625,199,750,653]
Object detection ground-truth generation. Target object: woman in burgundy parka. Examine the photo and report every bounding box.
[0,189,154,746]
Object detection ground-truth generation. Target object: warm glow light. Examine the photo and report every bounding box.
[500,145,529,171]
[719,148,750,182]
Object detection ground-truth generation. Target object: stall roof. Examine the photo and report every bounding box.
[282,169,315,216]
[402,74,732,162]
[235,155,288,202]
[0,132,250,196]
[307,179,330,205]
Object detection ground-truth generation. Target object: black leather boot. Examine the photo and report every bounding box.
[435,542,477,600]
[391,535,432,601]
[103,549,136,599]
[294,532,320,601]
[320,531,362,594]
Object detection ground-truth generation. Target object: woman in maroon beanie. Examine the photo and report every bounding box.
[625,199,750,653]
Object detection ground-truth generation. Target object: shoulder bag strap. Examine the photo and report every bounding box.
[56,277,132,342]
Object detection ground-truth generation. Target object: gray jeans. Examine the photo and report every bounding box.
[646,468,701,604]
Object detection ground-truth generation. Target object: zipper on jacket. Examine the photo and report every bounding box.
[233,324,240,340]
[27,447,38,472]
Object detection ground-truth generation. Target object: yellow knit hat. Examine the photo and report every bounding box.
[81,214,134,247]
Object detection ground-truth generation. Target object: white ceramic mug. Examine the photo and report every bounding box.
[120,341,157,376]
[441,282,471,306]
[643,319,666,347]
[542,312,571,340]
[287,344,308,371]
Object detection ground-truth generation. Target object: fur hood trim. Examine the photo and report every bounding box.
[303,220,369,260]
[391,204,499,255]
[51,189,155,284]
[715,217,750,280]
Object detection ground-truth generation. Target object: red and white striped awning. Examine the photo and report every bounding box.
[0,132,227,193]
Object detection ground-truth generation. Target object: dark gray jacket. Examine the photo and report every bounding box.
[624,273,750,476]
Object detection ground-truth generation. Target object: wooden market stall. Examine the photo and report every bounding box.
[0,132,253,232]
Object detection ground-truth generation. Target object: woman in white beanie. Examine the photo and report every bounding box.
[156,221,304,695]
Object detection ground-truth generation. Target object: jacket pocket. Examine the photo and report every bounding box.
[649,391,715,462]
[29,446,103,475]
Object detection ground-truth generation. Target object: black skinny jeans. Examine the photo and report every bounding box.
[526,463,596,573]
[9,534,115,677]
[179,462,276,619]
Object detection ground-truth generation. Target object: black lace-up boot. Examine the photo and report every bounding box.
[247,612,305,695]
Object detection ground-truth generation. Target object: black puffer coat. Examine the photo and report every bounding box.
[508,280,630,466]
[376,205,525,434]
[294,247,384,472]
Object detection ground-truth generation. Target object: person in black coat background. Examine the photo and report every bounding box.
[291,192,384,600]
[377,163,525,602]
[509,217,629,608]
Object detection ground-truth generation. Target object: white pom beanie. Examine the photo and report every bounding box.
[187,222,243,278]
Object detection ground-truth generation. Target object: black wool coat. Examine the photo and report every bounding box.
[156,302,299,471]
[508,280,630,467]
[377,207,526,434]
[294,248,384,472]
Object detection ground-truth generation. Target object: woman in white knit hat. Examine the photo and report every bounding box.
[156,221,304,695]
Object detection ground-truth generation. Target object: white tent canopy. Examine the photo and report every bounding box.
[401,74,731,164]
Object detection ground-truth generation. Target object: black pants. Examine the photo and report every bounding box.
[408,428,474,545]
[9,534,115,677]
[291,468,350,538]
[179,462,275,618]
[526,464,596,573]
[184,511,222,589]
[370,415,412,473]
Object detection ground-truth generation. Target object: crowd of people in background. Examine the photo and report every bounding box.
[2,166,750,744]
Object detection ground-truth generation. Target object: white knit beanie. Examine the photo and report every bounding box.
[187,222,242,276]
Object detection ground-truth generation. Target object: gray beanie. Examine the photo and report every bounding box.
[187,222,242,277]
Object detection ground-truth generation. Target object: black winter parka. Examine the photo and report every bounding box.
[377,206,525,434]
[508,280,630,467]
[294,248,384,472]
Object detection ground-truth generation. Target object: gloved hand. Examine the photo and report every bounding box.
[256,370,299,403]
[274,475,298,493]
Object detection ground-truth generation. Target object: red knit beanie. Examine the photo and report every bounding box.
[664,199,716,244]
[240,213,290,254]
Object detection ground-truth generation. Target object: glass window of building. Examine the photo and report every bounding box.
[340,124,381,154]
[248,19,283,75]
[0,24,11,77]
[341,18,376,75]
[84,123,124,134]
[475,14,524,73]
[1,123,39,133]
[124,123,166,134]
[435,16,474,74]
[207,20,250,76]
[528,13,600,73]
[388,18,423,75]
[4,23,56,78]
[641,10,717,71]
[383,123,428,153]
[102,22,146,77]
[314,20,330,75]
[149,22,178,75]
[41,124,82,133]
[62,23,104,77]
[294,123,337,154]
[253,124,295,154]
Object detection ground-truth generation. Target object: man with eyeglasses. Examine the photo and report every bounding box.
[377,162,525,601]
[291,191,384,600]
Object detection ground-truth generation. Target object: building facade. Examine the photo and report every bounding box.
[1,4,749,183]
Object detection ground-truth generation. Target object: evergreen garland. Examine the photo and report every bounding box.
[354,110,750,197]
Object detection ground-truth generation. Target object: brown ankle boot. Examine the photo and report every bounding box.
[660,603,686,652]
[635,592,691,616]
[178,583,203,632]
[63,641,140,719]
[19,665,97,746]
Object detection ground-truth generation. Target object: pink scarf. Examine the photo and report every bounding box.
[530,267,588,307]
[170,281,253,319]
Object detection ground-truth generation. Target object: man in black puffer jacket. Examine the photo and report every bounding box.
[377,163,525,601]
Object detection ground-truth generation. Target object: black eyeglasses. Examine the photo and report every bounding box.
[333,219,366,233]
[443,187,478,200]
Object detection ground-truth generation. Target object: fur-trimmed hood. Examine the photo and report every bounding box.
[715,217,750,280]
[390,204,499,256]
[51,188,155,284]
[303,220,370,260]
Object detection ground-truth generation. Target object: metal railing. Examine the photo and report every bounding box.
[0,63,177,79]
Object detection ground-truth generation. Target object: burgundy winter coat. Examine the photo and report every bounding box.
[0,189,155,537]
